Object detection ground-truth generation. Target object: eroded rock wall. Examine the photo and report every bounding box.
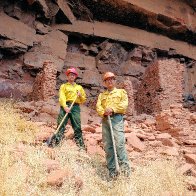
[31,61,57,101]
[0,0,195,117]
[136,59,185,114]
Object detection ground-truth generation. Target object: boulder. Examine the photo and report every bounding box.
[177,163,193,175]
[0,12,35,55]
[24,30,68,72]
[64,52,97,71]
[126,132,146,152]
[121,60,145,76]
[42,159,60,173]
[46,169,70,186]
[82,125,96,133]
[160,147,179,156]
[184,154,196,164]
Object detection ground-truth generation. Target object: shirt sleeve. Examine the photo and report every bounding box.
[77,86,86,104]
[59,84,67,108]
[96,93,105,117]
[111,90,128,114]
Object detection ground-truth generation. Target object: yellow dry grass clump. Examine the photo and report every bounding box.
[0,99,37,144]
[0,99,192,196]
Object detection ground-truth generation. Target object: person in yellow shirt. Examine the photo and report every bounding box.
[96,72,130,179]
[48,67,86,149]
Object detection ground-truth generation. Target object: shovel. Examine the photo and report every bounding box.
[47,95,78,146]
[108,115,120,173]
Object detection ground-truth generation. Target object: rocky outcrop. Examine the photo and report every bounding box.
[55,21,196,60]
[67,0,196,44]
[23,30,68,71]
[0,0,195,110]
[0,12,36,54]
[26,0,59,19]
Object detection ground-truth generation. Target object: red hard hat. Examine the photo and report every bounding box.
[103,72,115,81]
[66,67,78,77]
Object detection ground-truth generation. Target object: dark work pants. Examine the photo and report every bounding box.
[49,104,85,149]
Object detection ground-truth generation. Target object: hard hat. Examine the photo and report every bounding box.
[66,67,78,77]
[103,72,115,81]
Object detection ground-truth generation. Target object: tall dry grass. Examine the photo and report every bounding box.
[0,99,192,196]
[0,99,37,144]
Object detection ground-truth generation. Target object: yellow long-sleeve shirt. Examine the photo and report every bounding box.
[59,82,86,108]
[96,87,128,117]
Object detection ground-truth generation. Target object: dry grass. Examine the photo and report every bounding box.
[0,99,192,196]
[130,160,190,196]
[0,99,38,144]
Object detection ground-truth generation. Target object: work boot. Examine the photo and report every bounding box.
[120,164,131,177]
[47,139,55,148]
[109,170,119,181]
[47,135,59,148]
[75,138,86,150]
[108,174,118,181]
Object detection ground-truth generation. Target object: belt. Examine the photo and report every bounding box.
[111,113,123,117]
[104,113,123,118]
[66,101,79,106]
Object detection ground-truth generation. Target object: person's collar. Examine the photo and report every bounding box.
[67,82,76,86]
[106,87,116,93]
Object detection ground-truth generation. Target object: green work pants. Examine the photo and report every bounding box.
[49,104,85,149]
[102,114,130,178]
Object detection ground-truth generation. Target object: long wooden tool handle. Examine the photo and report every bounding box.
[55,95,78,134]
[108,116,120,172]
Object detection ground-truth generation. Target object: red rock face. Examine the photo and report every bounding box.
[119,79,135,119]
[0,1,196,193]
[135,59,185,114]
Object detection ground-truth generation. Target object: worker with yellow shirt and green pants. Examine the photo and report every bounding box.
[96,72,130,179]
[48,68,86,149]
